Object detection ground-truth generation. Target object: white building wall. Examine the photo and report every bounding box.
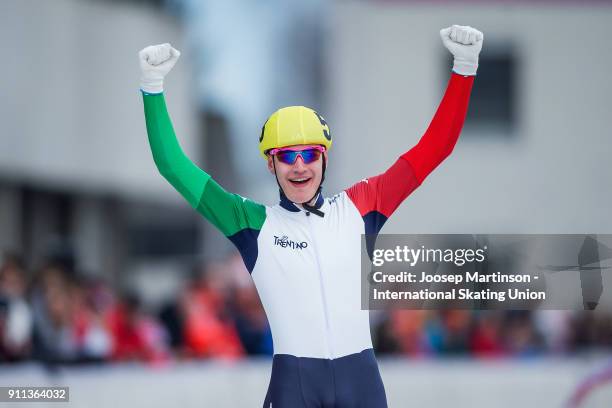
[326,2,612,234]
[0,0,200,204]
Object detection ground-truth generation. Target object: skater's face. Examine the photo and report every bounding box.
[267,145,326,204]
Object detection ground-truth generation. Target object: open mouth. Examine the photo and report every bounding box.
[289,177,312,187]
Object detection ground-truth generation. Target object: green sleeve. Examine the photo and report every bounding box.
[142,92,266,236]
[196,179,266,237]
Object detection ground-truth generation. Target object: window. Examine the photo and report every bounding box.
[445,42,517,137]
[126,203,199,258]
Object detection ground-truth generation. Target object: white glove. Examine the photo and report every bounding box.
[138,43,181,94]
[440,25,483,76]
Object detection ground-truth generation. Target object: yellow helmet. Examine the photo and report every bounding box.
[259,106,332,159]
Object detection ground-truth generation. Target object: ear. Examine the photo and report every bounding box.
[267,156,275,174]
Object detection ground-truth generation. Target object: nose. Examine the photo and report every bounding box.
[292,155,307,171]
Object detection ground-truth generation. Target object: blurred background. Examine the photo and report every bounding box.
[1,0,612,406]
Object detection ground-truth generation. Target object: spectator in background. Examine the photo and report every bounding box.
[232,283,273,356]
[533,310,572,354]
[30,263,79,363]
[158,300,184,356]
[570,311,612,352]
[70,276,112,362]
[222,253,273,356]
[2,246,609,366]
[178,265,244,359]
[501,311,544,357]
[31,263,114,364]
[0,254,32,362]
[469,311,504,358]
[158,255,271,358]
[375,310,432,357]
[107,292,169,364]
[434,310,472,355]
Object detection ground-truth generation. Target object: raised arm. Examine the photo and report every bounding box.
[139,44,266,271]
[402,25,483,183]
[346,25,484,236]
[140,44,208,207]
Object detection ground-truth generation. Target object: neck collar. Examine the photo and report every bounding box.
[279,190,325,215]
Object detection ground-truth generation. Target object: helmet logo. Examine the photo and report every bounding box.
[259,120,268,142]
[314,112,331,141]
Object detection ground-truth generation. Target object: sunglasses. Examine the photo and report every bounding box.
[269,146,325,165]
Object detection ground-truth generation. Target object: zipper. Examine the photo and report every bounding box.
[306,211,335,359]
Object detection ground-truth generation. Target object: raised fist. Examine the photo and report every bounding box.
[139,43,181,94]
[440,25,484,76]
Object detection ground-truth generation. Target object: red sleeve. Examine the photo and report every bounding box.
[401,73,474,184]
[346,73,474,235]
